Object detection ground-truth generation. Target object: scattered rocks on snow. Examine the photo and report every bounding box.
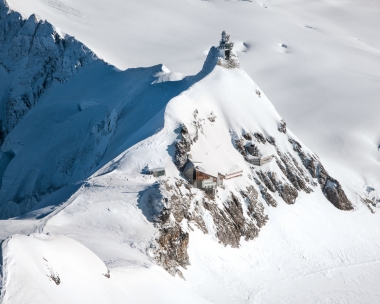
[208,111,217,122]
[242,186,268,228]
[278,120,287,134]
[242,132,252,141]
[256,90,261,98]
[49,274,61,285]
[254,132,266,144]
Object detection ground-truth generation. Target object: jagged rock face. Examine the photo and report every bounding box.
[296,144,354,211]
[324,177,353,211]
[0,0,99,144]
[143,179,266,277]
[242,186,268,228]
[174,125,192,170]
[156,225,190,279]
[232,129,353,211]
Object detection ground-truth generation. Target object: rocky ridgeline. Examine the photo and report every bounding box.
[0,0,100,144]
[241,129,353,211]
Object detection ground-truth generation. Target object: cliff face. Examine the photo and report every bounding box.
[0,0,99,144]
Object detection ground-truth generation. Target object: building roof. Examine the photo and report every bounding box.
[149,167,165,172]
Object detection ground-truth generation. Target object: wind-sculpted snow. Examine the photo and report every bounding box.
[0,0,99,144]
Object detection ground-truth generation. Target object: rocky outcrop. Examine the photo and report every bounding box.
[278,120,287,134]
[254,132,266,144]
[323,177,353,211]
[156,225,190,278]
[143,179,265,277]
[231,129,352,210]
[276,151,312,193]
[297,149,354,211]
[242,186,268,228]
[174,125,192,170]
[0,0,100,144]
[234,138,247,156]
[242,132,252,141]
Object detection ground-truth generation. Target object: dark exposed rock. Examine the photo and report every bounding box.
[323,177,353,211]
[288,138,302,153]
[234,138,247,156]
[260,187,278,207]
[191,201,208,234]
[361,197,375,214]
[204,193,259,247]
[203,200,240,248]
[254,132,266,144]
[242,186,268,228]
[49,274,61,285]
[278,120,287,134]
[294,146,353,211]
[174,125,192,170]
[257,171,276,192]
[267,136,276,146]
[208,111,216,122]
[149,180,265,276]
[256,90,261,98]
[243,132,252,141]
[156,225,189,278]
[316,162,329,189]
[276,151,312,193]
[278,183,298,205]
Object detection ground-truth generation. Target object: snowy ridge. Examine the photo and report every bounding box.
[0,0,100,144]
[0,1,380,303]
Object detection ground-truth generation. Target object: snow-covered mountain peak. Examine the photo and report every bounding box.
[0,0,379,304]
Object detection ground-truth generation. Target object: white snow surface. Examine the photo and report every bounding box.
[6,0,380,190]
[1,1,380,303]
[1,50,379,302]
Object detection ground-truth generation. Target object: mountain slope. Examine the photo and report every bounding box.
[5,0,380,196]
[0,1,380,303]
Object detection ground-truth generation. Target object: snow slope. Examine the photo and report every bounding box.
[6,0,380,193]
[1,44,379,303]
[1,234,211,304]
[0,1,380,303]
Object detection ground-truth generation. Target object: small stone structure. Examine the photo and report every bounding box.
[245,142,274,166]
[246,155,275,166]
[246,143,259,157]
[149,167,166,177]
